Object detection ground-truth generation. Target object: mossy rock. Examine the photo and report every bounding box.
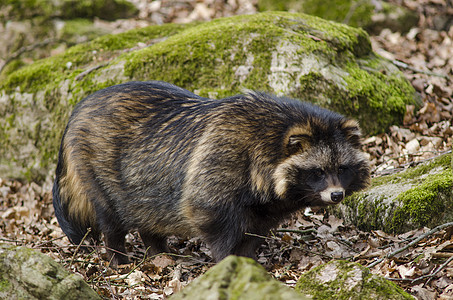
[332,153,453,233]
[0,11,418,181]
[170,256,309,300]
[0,243,100,299]
[295,260,414,299]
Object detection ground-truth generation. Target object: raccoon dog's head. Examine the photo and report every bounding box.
[273,108,370,207]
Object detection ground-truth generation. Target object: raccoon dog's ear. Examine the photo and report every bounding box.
[341,119,363,149]
[286,134,311,156]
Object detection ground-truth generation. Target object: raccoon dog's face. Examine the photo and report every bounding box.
[273,119,369,207]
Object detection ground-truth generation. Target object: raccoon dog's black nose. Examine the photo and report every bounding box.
[331,191,344,203]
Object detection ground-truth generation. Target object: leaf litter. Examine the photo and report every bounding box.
[1,0,453,299]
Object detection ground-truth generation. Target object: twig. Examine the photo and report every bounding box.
[0,237,26,244]
[424,256,453,286]
[111,249,149,282]
[367,222,453,268]
[75,63,107,81]
[93,240,119,299]
[392,60,450,80]
[69,228,91,266]
[32,236,66,248]
[0,38,59,73]
[276,228,317,235]
[385,256,453,285]
[373,149,452,176]
[246,232,334,259]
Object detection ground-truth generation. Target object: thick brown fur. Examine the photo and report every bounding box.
[53,81,370,265]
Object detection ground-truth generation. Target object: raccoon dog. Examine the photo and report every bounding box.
[53,81,370,265]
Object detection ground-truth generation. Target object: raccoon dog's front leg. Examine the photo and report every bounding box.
[196,205,262,262]
[103,227,130,266]
[138,231,170,257]
[95,205,130,266]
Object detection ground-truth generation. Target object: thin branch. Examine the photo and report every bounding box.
[392,60,450,80]
[367,222,453,268]
[424,256,453,286]
[384,256,453,285]
[93,240,119,299]
[373,149,452,176]
[0,38,59,73]
[276,228,317,235]
[69,227,91,266]
[75,63,107,81]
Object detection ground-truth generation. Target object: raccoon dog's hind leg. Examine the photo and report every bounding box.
[91,196,131,266]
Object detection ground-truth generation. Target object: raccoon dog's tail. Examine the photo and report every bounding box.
[52,179,87,245]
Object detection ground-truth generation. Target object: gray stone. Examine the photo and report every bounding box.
[332,153,452,233]
[295,260,414,299]
[0,243,100,300]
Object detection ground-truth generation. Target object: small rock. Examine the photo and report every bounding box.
[296,260,413,299]
[0,243,100,299]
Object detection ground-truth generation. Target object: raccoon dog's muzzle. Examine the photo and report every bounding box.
[320,186,345,204]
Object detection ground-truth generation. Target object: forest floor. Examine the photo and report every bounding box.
[1,1,452,299]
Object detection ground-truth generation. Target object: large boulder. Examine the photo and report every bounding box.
[295,260,414,299]
[333,153,452,233]
[0,11,418,181]
[0,243,100,299]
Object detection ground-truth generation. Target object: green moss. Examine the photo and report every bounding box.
[389,170,453,232]
[172,256,308,299]
[373,153,452,187]
[124,11,376,104]
[0,22,195,181]
[0,278,10,292]
[0,22,195,94]
[335,153,452,233]
[337,55,417,133]
[124,13,284,93]
[362,276,413,300]
[296,260,413,299]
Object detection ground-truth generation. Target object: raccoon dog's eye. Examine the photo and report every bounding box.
[313,168,325,178]
[338,166,349,174]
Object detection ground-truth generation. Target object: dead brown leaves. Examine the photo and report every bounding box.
[1,0,453,299]
[367,22,452,175]
[1,177,453,299]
